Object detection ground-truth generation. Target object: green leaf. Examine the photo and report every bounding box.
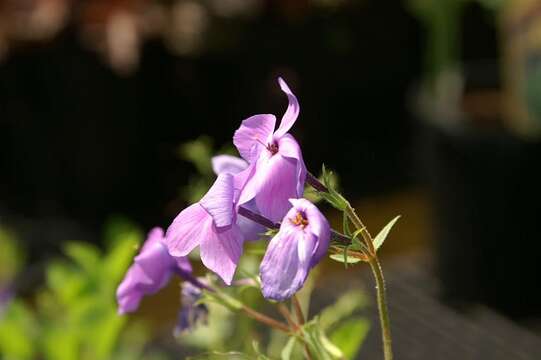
[329,318,370,360]
[64,242,100,273]
[329,253,362,265]
[319,290,368,330]
[373,216,401,251]
[281,337,297,360]
[342,213,352,237]
[179,136,214,175]
[319,332,344,359]
[0,301,37,360]
[301,320,333,360]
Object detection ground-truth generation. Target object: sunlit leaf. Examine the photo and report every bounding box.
[329,318,370,360]
[64,242,100,273]
[281,336,297,360]
[329,253,362,265]
[0,301,37,360]
[373,216,401,251]
[319,290,368,330]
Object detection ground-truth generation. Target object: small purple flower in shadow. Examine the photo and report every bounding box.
[260,198,330,301]
[165,173,244,285]
[175,280,209,335]
[117,227,192,314]
[212,155,265,241]
[233,77,307,222]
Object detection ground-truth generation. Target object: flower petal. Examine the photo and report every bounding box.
[260,227,317,301]
[254,153,298,222]
[233,114,276,162]
[199,173,235,228]
[290,198,330,266]
[278,134,307,197]
[274,77,300,138]
[165,203,210,257]
[212,155,248,175]
[200,223,244,285]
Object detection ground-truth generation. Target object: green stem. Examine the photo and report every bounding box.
[344,204,375,255]
[345,203,393,360]
[368,257,393,360]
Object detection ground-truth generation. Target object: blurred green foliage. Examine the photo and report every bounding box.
[0,219,165,360]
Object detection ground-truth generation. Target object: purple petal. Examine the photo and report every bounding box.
[117,288,144,314]
[274,78,300,138]
[175,256,193,274]
[212,155,248,175]
[260,227,317,301]
[200,223,244,285]
[277,134,307,197]
[199,173,235,229]
[254,152,298,222]
[233,114,276,162]
[289,198,330,266]
[166,203,210,257]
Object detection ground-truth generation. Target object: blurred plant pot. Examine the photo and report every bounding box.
[415,66,541,319]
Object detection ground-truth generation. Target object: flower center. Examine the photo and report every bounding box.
[290,211,309,229]
[267,142,279,155]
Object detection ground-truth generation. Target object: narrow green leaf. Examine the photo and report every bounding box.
[319,290,369,330]
[329,254,362,265]
[373,216,401,251]
[64,242,100,273]
[342,212,352,237]
[281,336,297,360]
[319,332,344,359]
[329,318,370,360]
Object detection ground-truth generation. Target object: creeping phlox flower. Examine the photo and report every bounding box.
[117,227,192,314]
[175,280,209,335]
[234,78,307,222]
[165,173,244,285]
[260,198,330,301]
[212,154,265,242]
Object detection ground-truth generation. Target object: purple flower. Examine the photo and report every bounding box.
[165,173,244,285]
[234,78,307,222]
[212,155,265,241]
[260,198,330,301]
[212,154,248,175]
[175,280,209,334]
[117,227,192,314]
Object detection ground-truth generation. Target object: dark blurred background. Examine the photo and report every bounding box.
[2,0,541,357]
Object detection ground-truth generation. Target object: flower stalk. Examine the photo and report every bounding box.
[306,171,393,360]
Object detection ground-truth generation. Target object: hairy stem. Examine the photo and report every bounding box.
[305,172,393,360]
[368,257,393,360]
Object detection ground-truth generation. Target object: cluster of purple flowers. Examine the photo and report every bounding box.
[117,78,331,322]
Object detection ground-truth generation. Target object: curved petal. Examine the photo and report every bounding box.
[235,162,257,205]
[288,198,330,266]
[165,204,210,257]
[260,227,317,301]
[199,173,235,228]
[175,255,193,274]
[117,288,144,314]
[200,223,244,285]
[254,153,298,222]
[233,114,276,162]
[212,155,248,175]
[140,227,165,252]
[278,134,307,197]
[274,78,300,138]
